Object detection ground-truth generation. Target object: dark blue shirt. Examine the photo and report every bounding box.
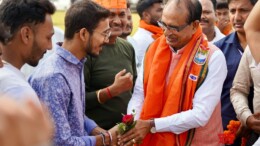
[214,32,244,130]
[29,45,97,146]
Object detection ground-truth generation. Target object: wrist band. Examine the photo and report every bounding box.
[106,87,113,99]
[100,132,106,146]
[107,131,112,144]
[97,89,103,104]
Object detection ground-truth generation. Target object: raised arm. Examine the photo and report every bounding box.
[244,1,260,63]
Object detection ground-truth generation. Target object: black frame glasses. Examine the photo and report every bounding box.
[94,30,111,41]
[157,20,189,33]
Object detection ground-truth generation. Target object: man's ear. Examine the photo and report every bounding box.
[79,28,89,42]
[192,20,200,31]
[142,11,151,22]
[20,26,33,44]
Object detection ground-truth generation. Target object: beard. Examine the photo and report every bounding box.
[27,40,45,67]
[150,17,159,27]
[86,34,103,58]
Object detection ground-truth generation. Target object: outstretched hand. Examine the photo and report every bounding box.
[246,113,260,134]
[117,120,151,146]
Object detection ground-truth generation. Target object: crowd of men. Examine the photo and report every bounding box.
[0,0,260,146]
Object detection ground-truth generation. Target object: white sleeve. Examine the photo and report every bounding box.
[154,50,227,134]
[127,60,145,120]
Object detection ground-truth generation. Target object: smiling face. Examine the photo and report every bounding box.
[108,8,127,37]
[200,0,217,35]
[161,1,197,49]
[228,0,254,35]
[87,18,110,57]
[25,14,54,66]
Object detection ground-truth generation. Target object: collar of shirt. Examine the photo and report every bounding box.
[169,46,185,55]
[55,44,87,68]
[2,60,26,80]
[225,32,244,53]
[211,26,225,43]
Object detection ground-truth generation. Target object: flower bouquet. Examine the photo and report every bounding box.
[117,110,136,135]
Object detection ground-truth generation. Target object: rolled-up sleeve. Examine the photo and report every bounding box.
[230,48,253,126]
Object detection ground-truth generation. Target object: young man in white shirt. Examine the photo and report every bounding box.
[133,0,163,69]
[0,0,55,104]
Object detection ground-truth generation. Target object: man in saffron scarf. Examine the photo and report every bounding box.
[132,0,163,70]
[118,0,227,145]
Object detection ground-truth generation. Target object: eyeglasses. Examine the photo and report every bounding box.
[157,20,189,33]
[94,30,111,42]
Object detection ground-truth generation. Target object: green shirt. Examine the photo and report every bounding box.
[84,38,137,129]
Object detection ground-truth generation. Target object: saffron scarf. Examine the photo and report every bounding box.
[139,20,163,40]
[140,26,209,146]
[222,22,233,36]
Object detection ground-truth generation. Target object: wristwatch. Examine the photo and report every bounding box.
[150,119,156,133]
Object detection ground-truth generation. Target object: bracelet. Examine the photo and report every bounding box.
[100,132,106,146]
[97,89,103,104]
[107,131,112,144]
[106,87,113,99]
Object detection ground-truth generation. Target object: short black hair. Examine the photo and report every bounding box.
[136,0,163,18]
[182,0,202,24]
[210,0,217,11]
[227,0,258,6]
[64,0,110,40]
[216,2,228,9]
[0,0,56,36]
[0,23,11,44]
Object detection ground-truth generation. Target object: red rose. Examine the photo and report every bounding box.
[122,114,134,125]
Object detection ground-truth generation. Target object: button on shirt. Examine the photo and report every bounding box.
[29,45,97,146]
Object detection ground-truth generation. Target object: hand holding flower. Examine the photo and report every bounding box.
[118,119,152,146]
[118,110,136,135]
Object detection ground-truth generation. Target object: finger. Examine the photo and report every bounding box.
[116,69,126,77]
[119,128,134,139]
[125,139,136,146]
[129,74,133,81]
[122,72,132,78]
[120,131,137,144]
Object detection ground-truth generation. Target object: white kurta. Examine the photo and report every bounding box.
[210,26,225,43]
[127,44,227,135]
[132,27,155,69]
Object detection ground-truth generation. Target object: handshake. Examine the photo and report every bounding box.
[98,110,154,146]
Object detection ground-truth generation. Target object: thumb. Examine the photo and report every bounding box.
[253,113,260,119]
